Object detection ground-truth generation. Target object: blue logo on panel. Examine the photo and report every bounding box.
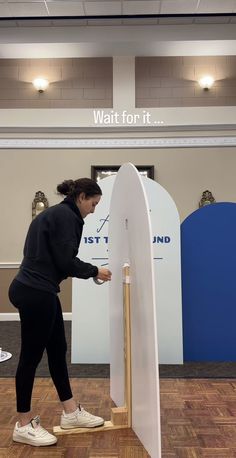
[181,202,236,361]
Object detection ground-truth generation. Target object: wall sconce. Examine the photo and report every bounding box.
[198,76,214,91]
[199,190,216,207]
[32,191,49,220]
[33,78,49,93]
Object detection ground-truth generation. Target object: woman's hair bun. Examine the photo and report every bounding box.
[57,180,75,196]
[57,177,102,198]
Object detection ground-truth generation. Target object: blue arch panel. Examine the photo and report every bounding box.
[181,202,236,361]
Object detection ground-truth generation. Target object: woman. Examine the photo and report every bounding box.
[8,178,112,447]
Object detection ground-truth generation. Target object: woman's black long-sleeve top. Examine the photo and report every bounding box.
[16,197,98,294]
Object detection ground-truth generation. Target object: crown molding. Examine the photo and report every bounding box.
[0,136,236,149]
[0,125,235,133]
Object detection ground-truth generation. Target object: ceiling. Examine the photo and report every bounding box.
[0,0,236,20]
[0,0,236,58]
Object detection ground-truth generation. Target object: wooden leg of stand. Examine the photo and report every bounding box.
[123,263,132,428]
[53,263,132,436]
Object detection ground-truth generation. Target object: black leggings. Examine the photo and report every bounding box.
[8,279,73,413]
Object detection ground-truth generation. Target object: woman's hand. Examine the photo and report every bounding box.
[96,268,112,282]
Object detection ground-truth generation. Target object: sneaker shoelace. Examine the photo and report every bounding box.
[30,416,51,437]
[78,404,97,418]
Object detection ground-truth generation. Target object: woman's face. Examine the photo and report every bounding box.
[76,193,101,218]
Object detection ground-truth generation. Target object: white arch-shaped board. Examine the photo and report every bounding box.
[71,174,182,366]
[109,163,161,458]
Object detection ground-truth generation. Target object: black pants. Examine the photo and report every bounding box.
[8,279,73,413]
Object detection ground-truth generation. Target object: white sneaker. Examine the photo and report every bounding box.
[13,415,57,447]
[60,404,104,429]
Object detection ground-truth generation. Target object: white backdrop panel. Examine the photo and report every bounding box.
[109,163,161,458]
[71,176,113,363]
[143,176,183,364]
[72,174,182,365]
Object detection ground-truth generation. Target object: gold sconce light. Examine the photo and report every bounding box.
[32,191,49,220]
[199,190,216,208]
[33,78,49,93]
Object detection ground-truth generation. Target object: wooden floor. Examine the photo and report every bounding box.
[1,378,236,457]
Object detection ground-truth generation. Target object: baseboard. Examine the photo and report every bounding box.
[0,263,20,268]
[0,312,72,321]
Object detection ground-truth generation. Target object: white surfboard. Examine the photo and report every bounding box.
[109,163,161,458]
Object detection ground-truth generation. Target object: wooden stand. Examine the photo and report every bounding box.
[53,264,132,435]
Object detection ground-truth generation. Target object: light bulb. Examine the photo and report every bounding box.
[198,76,214,90]
[33,78,49,93]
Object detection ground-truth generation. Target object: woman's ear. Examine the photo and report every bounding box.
[78,192,85,202]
